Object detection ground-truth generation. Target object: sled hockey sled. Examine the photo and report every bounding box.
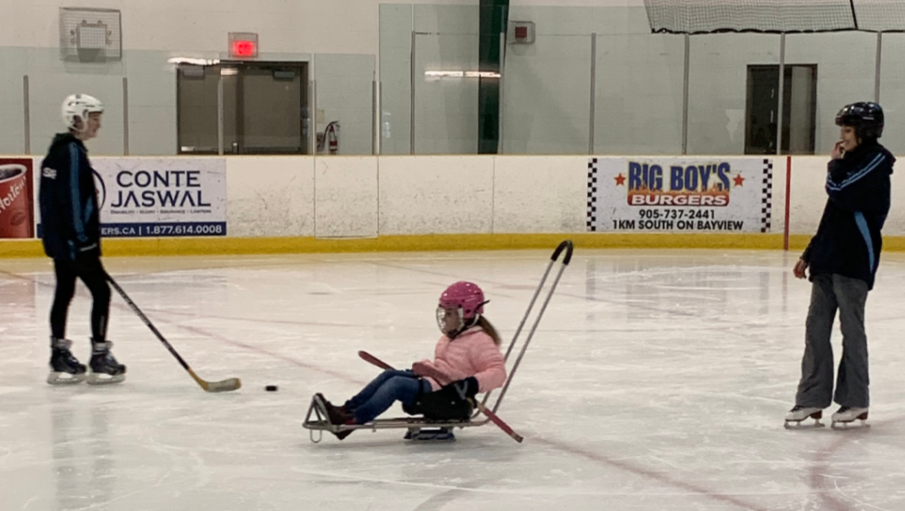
[303,240,574,443]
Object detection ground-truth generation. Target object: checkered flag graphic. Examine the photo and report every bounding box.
[587,158,599,232]
[761,159,773,233]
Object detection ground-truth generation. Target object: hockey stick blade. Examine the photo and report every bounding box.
[357,350,523,443]
[107,273,241,393]
[474,401,523,443]
[189,369,242,393]
[358,350,392,370]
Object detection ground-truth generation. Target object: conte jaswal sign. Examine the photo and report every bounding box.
[91,158,227,237]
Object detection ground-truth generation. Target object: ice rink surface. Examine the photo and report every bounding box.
[2,248,905,511]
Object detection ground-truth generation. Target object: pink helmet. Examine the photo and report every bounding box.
[439,281,486,320]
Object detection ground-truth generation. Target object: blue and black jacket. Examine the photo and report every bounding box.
[38,133,101,261]
[802,140,895,290]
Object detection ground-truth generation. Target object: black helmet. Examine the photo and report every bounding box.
[835,102,884,139]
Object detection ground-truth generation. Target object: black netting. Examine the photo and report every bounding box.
[854,0,905,32]
[643,0,905,34]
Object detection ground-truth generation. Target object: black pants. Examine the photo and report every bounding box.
[50,257,111,343]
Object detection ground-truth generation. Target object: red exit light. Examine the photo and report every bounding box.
[231,40,256,58]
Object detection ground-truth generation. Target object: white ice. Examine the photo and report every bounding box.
[2,249,905,511]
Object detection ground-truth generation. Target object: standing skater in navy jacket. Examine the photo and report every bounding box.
[785,102,894,428]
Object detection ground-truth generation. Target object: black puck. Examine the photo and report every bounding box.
[265,385,278,392]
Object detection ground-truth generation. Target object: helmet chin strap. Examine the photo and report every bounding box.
[447,314,480,340]
[70,116,89,137]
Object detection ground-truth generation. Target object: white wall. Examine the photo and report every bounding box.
[4,153,905,243]
[314,157,378,238]
[493,156,587,232]
[378,156,494,234]
[227,157,315,237]
[221,154,899,238]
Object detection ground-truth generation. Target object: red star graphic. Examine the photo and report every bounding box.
[733,173,745,187]
[614,173,626,186]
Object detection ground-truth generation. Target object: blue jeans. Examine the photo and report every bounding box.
[344,370,433,424]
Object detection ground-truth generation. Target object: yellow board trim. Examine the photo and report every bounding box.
[3,233,905,258]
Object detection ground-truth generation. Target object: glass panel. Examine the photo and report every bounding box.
[240,64,306,154]
[745,64,817,155]
[501,34,592,155]
[594,33,684,155]
[0,48,27,155]
[222,66,239,154]
[124,51,179,156]
[26,47,126,156]
[378,3,414,155]
[411,4,482,155]
[413,32,480,154]
[177,65,220,154]
[688,33,780,155]
[786,65,817,155]
[785,32,876,155]
[314,53,375,155]
[879,34,905,156]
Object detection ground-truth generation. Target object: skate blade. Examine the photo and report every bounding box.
[405,429,456,442]
[831,420,870,430]
[87,372,126,385]
[784,419,825,429]
[46,372,86,385]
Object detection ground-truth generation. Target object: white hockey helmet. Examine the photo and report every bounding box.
[62,94,104,131]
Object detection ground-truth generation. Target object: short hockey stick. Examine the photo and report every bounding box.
[358,350,523,442]
[106,273,241,393]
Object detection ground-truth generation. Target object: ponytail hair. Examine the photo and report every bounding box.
[478,316,502,346]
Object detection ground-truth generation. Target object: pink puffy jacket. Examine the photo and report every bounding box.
[417,326,507,392]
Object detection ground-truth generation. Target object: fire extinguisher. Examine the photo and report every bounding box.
[324,121,340,155]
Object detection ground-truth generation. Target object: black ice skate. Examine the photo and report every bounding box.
[831,407,870,429]
[47,338,87,385]
[784,405,824,429]
[88,341,127,385]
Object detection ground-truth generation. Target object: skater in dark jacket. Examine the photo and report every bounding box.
[786,102,893,428]
[40,94,125,385]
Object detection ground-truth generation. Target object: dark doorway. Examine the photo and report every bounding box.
[745,64,817,155]
[177,62,309,155]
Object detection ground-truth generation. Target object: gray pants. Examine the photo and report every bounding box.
[795,274,870,409]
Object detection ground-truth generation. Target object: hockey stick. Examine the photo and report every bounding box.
[106,273,241,393]
[358,350,523,443]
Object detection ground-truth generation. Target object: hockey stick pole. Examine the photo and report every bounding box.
[358,350,523,443]
[106,273,241,393]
